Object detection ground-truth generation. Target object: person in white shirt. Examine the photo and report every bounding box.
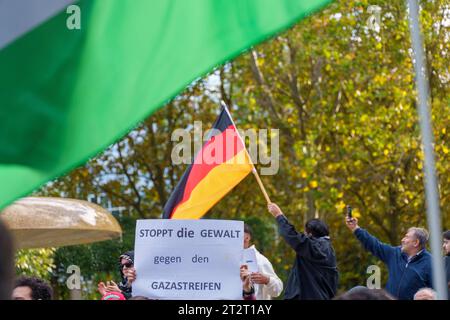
[242,224,283,300]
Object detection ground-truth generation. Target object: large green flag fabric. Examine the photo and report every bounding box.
[0,0,331,209]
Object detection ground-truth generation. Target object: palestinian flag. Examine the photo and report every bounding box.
[0,0,332,210]
[163,107,252,219]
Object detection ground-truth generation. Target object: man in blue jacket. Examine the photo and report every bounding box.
[345,216,432,300]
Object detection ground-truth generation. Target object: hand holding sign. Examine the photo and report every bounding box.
[240,264,250,281]
[123,267,136,286]
[240,265,253,293]
[250,272,270,285]
[241,247,259,273]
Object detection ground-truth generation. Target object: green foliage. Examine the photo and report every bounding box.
[50,215,135,300]
[15,248,55,281]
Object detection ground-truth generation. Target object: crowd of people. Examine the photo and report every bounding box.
[1,203,449,300]
[263,203,450,300]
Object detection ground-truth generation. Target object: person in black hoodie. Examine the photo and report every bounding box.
[267,203,338,300]
[443,230,450,300]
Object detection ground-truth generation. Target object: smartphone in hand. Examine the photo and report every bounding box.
[346,205,352,219]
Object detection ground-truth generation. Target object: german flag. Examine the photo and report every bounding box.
[163,107,253,219]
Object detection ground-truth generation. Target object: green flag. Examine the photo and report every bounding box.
[0,0,331,209]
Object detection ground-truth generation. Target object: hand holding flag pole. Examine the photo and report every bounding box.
[220,101,272,204]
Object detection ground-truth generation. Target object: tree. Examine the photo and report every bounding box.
[15,249,55,281]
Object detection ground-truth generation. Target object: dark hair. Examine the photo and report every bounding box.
[14,277,53,300]
[334,287,395,300]
[443,230,450,241]
[0,221,14,300]
[244,224,253,238]
[305,219,329,238]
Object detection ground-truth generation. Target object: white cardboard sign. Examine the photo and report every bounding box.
[241,247,259,273]
[133,219,244,300]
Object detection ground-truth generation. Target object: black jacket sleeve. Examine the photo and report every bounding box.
[276,215,312,256]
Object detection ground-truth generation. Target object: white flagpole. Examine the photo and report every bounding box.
[407,0,447,300]
[220,100,272,204]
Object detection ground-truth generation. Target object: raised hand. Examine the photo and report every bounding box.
[267,203,283,217]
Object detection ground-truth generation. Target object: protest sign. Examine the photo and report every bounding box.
[133,219,243,300]
[241,247,259,273]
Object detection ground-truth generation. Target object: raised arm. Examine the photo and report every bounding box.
[268,203,311,252]
[345,217,396,263]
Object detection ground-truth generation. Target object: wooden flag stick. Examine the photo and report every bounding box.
[221,100,272,204]
[251,167,272,204]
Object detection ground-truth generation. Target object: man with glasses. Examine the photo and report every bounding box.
[345,216,432,300]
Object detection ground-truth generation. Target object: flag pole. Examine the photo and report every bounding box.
[221,101,272,204]
[407,0,447,300]
[251,167,272,204]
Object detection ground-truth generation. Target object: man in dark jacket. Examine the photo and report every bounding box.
[443,230,450,300]
[345,216,432,300]
[268,203,338,300]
